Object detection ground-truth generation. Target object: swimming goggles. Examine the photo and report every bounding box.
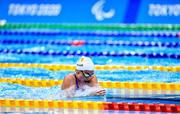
[81,71,94,78]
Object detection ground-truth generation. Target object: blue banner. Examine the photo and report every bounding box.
[0,0,128,23]
[136,0,180,24]
[0,0,180,24]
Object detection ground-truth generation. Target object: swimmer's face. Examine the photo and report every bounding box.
[77,70,94,81]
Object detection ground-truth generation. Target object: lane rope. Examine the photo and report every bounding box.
[0,99,179,112]
[0,49,179,59]
[0,78,179,90]
[1,39,180,48]
[0,30,178,38]
[0,63,179,72]
[1,23,180,31]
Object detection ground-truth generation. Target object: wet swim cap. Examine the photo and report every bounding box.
[76,56,94,70]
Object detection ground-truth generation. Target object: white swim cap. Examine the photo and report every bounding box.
[76,56,94,70]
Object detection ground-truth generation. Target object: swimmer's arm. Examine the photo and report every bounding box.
[88,75,98,87]
[89,76,106,96]
[61,75,72,90]
[61,75,76,98]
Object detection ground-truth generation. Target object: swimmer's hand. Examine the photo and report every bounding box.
[90,89,106,96]
[96,89,106,96]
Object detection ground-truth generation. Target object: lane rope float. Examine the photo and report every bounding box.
[1,39,179,48]
[0,63,179,72]
[1,23,180,31]
[0,30,178,38]
[0,49,180,59]
[0,78,179,90]
[0,99,179,113]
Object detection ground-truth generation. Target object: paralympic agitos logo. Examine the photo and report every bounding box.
[91,0,115,21]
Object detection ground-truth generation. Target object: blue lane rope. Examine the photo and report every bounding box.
[0,39,180,48]
[0,30,178,38]
[0,49,179,59]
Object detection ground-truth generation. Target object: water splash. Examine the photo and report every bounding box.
[0,83,106,100]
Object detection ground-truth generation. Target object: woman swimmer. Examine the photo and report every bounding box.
[61,56,106,97]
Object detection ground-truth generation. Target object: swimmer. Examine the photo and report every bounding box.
[61,56,106,97]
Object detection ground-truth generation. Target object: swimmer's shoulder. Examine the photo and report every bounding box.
[64,73,75,80]
[62,73,76,90]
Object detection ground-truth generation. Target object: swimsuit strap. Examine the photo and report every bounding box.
[74,74,79,90]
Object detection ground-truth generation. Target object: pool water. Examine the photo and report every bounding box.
[0,28,180,113]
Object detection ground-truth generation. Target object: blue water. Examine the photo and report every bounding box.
[0,83,179,104]
[0,68,180,82]
[0,30,180,113]
[0,35,180,65]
